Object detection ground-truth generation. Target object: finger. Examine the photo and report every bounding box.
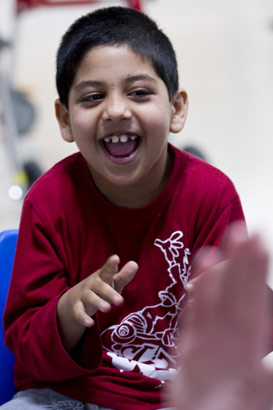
[99,254,120,285]
[222,221,248,255]
[83,289,114,316]
[186,268,222,334]
[193,246,223,270]
[73,300,96,328]
[91,279,123,305]
[113,261,138,294]
[247,367,273,410]
[190,246,224,286]
[187,223,248,297]
[262,368,273,402]
[227,235,270,353]
[223,234,268,309]
[186,245,227,300]
[185,260,228,295]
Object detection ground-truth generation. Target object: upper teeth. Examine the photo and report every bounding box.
[103,134,137,144]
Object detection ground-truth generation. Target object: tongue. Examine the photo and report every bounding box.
[105,139,138,157]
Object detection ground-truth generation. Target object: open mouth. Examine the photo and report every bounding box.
[101,133,140,159]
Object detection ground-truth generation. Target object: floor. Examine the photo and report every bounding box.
[1,0,273,364]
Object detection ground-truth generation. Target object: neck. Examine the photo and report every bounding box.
[91,152,173,208]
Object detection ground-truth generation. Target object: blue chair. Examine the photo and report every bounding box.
[0,229,18,405]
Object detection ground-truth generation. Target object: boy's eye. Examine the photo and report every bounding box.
[128,89,151,98]
[80,93,104,103]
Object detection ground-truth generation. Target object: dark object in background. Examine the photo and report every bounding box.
[0,34,43,195]
[23,160,43,188]
[10,89,36,135]
[183,144,208,162]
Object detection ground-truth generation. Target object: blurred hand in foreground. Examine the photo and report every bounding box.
[174,224,273,410]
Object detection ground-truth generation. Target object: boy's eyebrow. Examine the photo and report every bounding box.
[74,74,156,93]
[74,80,105,93]
[124,74,157,84]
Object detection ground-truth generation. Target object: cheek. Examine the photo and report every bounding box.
[143,105,172,135]
[71,114,94,136]
[147,118,171,140]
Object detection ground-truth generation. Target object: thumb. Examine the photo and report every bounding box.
[114,261,138,294]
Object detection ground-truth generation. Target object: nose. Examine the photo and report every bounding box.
[102,93,132,121]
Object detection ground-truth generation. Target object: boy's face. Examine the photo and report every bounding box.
[56,45,187,205]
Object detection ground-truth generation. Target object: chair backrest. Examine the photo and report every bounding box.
[0,230,18,405]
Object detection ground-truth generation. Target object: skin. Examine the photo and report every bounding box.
[57,255,138,352]
[55,45,188,207]
[174,223,273,410]
[55,45,188,352]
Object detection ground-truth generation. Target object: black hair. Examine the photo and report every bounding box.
[56,6,179,108]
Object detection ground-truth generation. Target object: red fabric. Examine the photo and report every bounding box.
[127,0,142,11]
[16,0,143,13]
[17,1,96,13]
[4,145,246,409]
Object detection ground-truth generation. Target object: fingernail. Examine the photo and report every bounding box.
[100,301,110,312]
[113,294,123,304]
[84,317,93,327]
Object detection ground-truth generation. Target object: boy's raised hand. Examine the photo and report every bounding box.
[79,255,138,327]
[57,255,138,352]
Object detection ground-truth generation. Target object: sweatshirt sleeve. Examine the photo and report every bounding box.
[190,175,246,254]
[4,198,102,384]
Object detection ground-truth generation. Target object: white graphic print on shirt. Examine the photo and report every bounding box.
[101,231,191,382]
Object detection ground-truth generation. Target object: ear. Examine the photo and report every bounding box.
[55,99,74,143]
[169,89,188,134]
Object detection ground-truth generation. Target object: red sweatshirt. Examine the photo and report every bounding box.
[4,144,246,409]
